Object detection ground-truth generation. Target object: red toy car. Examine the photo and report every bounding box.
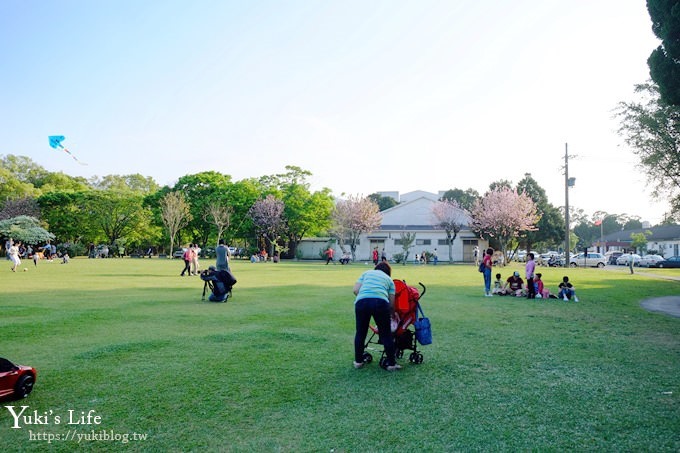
[0,357,37,399]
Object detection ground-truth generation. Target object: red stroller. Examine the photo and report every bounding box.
[363,280,427,367]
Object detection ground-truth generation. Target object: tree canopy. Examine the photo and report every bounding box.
[647,0,680,106]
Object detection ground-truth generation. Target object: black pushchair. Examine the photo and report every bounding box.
[200,267,237,302]
[364,280,428,367]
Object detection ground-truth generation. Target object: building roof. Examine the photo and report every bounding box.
[600,225,680,243]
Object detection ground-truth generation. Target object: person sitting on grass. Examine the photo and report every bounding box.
[492,273,504,295]
[558,276,579,302]
[503,271,525,297]
[533,273,556,299]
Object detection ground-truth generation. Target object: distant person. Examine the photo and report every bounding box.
[482,248,493,297]
[372,247,379,265]
[191,244,201,275]
[9,241,21,272]
[525,252,536,299]
[324,247,335,265]
[473,246,480,266]
[558,276,579,302]
[432,248,438,265]
[180,247,192,276]
[381,248,387,262]
[340,252,351,265]
[215,239,230,271]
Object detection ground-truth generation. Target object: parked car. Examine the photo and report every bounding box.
[616,253,641,266]
[569,252,607,268]
[652,256,680,268]
[173,248,187,259]
[638,254,664,267]
[606,251,625,265]
[0,357,36,400]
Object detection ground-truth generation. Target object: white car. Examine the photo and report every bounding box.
[638,254,664,267]
[569,252,606,268]
[616,253,641,266]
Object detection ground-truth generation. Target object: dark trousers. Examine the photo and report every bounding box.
[181,259,191,275]
[354,298,395,366]
[526,277,536,298]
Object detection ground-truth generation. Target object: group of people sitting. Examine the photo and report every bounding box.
[492,271,578,301]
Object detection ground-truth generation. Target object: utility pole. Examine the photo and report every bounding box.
[564,143,570,268]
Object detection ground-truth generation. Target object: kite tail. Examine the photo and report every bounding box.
[61,146,87,165]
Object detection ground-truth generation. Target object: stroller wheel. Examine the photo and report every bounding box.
[397,349,404,359]
[409,352,417,363]
[415,353,424,364]
[362,352,373,364]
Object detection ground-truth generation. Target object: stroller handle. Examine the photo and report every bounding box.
[418,282,426,298]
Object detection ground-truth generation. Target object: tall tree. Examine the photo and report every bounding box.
[204,202,233,244]
[430,199,469,263]
[440,188,480,211]
[647,0,680,106]
[330,195,382,261]
[173,171,232,245]
[516,173,564,254]
[617,83,680,216]
[248,195,287,258]
[471,187,539,263]
[367,193,399,211]
[86,191,150,247]
[160,191,192,257]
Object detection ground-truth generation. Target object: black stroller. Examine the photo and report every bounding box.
[364,280,428,367]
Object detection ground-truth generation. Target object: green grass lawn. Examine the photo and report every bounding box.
[1,258,679,451]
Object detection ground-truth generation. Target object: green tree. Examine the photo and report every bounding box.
[647,0,680,106]
[617,83,680,216]
[173,171,232,245]
[0,216,54,245]
[516,173,564,254]
[367,193,399,211]
[630,230,653,254]
[90,174,159,193]
[37,191,95,244]
[85,191,150,247]
[439,188,480,211]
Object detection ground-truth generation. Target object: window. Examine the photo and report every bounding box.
[416,239,431,245]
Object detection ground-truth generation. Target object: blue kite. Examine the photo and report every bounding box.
[48,135,87,165]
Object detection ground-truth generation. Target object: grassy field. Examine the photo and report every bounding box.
[1,257,679,452]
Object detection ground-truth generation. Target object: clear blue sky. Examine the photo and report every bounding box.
[0,0,667,223]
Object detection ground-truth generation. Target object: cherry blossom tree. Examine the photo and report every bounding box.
[248,195,286,258]
[471,187,539,263]
[330,195,382,261]
[431,199,470,263]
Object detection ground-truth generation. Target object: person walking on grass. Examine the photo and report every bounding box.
[352,262,400,371]
[482,247,493,297]
[324,246,335,265]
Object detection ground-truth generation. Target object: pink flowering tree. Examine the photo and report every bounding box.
[471,187,539,263]
[248,195,287,258]
[431,199,470,263]
[331,195,382,261]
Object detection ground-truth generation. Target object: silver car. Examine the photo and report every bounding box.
[638,254,664,267]
[569,252,607,268]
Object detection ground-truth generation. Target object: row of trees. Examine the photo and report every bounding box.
[0,154,666,260]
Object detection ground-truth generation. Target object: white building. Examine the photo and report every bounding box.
[298,191,487,262]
